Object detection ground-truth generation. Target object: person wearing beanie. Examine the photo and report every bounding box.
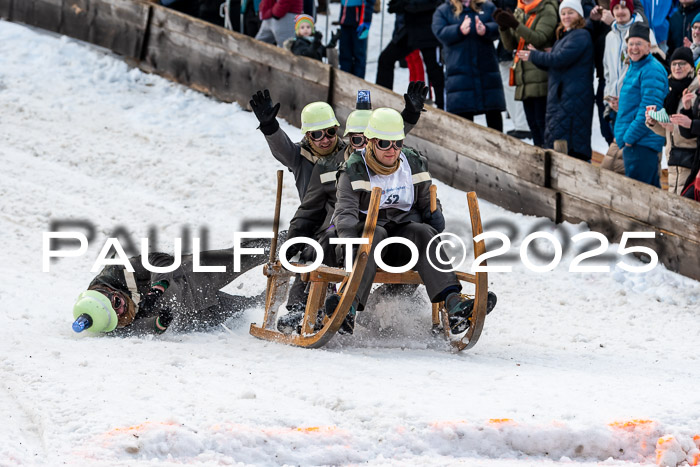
[667,0,700,58]
[686,12,700,65]
[517,0,594,161]
[255,0,303,46]
[645,46,698,194]
[615,22,668,186]
[601,0,652,129]
[283,14,340,61]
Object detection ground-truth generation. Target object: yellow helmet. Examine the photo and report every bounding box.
[300,102,340,133]
[343,109,373,136]
[363,108,405,141]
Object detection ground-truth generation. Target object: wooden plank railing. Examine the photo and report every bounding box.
[2,0,699,280]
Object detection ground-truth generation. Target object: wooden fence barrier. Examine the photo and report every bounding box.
[2,0,699,280]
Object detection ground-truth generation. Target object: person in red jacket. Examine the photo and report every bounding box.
[255,0,303,46]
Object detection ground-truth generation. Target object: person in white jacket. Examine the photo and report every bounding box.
[603,0,658,126]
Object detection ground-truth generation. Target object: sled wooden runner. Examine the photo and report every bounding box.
[249,188,490,351]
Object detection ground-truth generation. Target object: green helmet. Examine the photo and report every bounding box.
[344,109,373,136]
[72,290,118,333]
[363,108,405,141]
[301,102,340,133]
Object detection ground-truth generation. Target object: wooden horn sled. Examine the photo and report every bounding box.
[249,179,490,351]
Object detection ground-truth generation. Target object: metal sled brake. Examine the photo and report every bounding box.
[249,173,489,351]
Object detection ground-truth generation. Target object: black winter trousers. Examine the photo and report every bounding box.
[458,110,503,132]
[376,37,445,110]
[354,222,461,310]
[523,96,547,147]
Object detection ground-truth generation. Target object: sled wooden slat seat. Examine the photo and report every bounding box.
[249,185,490,351]
[303,266,477,285]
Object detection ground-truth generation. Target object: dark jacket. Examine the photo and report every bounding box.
[284,33,327,61]
[339,0,375,27]
[334,149,435,239]
[263,130,347,200]
[432,1,505,114]
[499,0,559,100]
[615,53,668,150]
[667,0,700,57]
[90,241,275,335]
[287,119,418,241]
[529,27,595,159]
[403,0,442,49]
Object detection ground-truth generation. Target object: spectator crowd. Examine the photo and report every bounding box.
[160,0,700,200]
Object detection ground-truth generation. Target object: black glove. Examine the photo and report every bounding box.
[250,89,281,135]
[285,241,306,262]
[138,286,165,315]
[423,207,446,233]
[404,81,429,114]
[493,8,519,30]
[402,81,429,125]
[155,308,173,333]
[326,30,340,48]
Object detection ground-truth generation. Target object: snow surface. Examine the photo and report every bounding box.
[1,19,699,467]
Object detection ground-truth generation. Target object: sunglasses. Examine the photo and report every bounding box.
[308,127,337,141]
[375,139,404,150]
[350,134,367,147]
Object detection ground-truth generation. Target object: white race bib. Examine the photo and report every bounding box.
[362,153,414,213]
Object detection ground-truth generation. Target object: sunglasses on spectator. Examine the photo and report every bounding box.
[375,139,404,150]
[671,61,690,68]
[350,134,367,147]
[308,127,337,141]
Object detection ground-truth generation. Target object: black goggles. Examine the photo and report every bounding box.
[350,134,367,147]
[375,139,404,150]
[94,287,125,312]
[308,127,337,141]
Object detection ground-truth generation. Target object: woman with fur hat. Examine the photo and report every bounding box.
[518,0,595,160]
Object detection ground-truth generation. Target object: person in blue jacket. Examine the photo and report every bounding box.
[615,22,668,187]
[339,0,375,78]
[432,0,506,130]
[518,0,595,161]
[640,0,673,50]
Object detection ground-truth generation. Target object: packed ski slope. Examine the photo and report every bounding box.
[1,19,699,466]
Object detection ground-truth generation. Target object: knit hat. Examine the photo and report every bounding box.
[693,11,700,26]
[626,22,650,42]
[294,14,314,35]
[559,0,583,18]
[609,0,634,15]
[670,47,694,67]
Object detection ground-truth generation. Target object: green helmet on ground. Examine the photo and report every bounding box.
[363,108,405,141]
[300,102,340,133]
[344,109,373,136]
[72,290,118,333]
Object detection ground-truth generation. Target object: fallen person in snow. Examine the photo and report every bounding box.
[71,238,281,336]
